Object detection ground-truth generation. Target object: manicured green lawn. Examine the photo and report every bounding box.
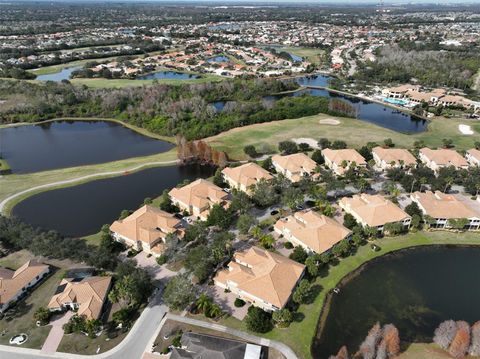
[206,113,479,160]
[215,231,480,359]
[279,46,325,64]
[57,329,128,355]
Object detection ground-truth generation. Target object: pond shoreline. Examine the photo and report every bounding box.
[311,242,480,358]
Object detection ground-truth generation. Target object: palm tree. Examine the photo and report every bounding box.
[195,294,212,314]
[206,304,223,319]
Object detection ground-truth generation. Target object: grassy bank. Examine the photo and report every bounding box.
[215,231,480,359]
[279,46,325,65]
[206,113,478,160]
[0,149,177,216]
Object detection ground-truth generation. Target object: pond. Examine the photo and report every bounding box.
[313,246,480,359]
[289,53,303,62]
[12,164,216,237]
[207,55,231,63]
[264,84,427,133]
[0,121,174,173]
[34,66,82,81]
[136,71,200,80]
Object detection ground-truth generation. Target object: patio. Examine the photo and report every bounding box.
[205,285,249,320]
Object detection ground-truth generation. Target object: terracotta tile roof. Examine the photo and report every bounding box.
[271,153,317,174]
[322,148,367,167]
[467,148,480,162]
[372,147,417,166]
[214,247,305,309]
[48,276,112,320]
[110,205,180,245]
[339,194,410,227]
[411,191,480,219]
[222,163,273,190]
[169,179,228,210]
[0,260,49,307]
[274,210,351,253]
[419,148,468,168]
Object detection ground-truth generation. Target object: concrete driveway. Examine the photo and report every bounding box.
[206,285,249,320]
[133,252,177,283]
[40,311,73,354]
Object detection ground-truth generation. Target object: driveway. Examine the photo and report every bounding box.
[133,252,177,283]
[205,285,249,320]
[40,311,73,354]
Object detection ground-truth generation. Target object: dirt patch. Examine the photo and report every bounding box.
[292,138,319,149]
[319,118,341,125]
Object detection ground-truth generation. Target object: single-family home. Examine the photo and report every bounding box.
[339,194,411,232]
[466,149,480,167]
[410,191,480,230]
[48,276,112,320]
[371,147,417,170]
[274,210,351,254]
[322,148,367,175]
[382,84,419,99]
[222,163,273,194]
[169,179,230,221]
[214,246,305,312]
[0,261,50,313]
[110,205,182,257]
[271,153,317,182]
[419,148,469,173]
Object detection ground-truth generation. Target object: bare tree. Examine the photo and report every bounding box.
[433,320,458,350]
[469,321,480,356]
[357,322,382,359]
[448,321,470,358]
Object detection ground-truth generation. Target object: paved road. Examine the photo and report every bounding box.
[166,314,299,359]
[0,290,168,359]
[0,160,178,214]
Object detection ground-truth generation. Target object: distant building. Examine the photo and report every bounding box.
[169,179,230,221]
[214,246,305,311]
[0,261,50,313]
[419,148,469,173]
[410,191,480,230]
[382,85,419,99]
[274,210,351,254]
[339,194,411,232]
[110,205,182,257]
[271,153,317,182]
[222,163,273,194]
[170,332,262,359]
[322,148,367,175]
[48,276,112,320]
[371,147,417,170]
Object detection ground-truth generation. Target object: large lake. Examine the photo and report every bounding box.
[0,121,173,173]
[12,164,215,237]
[313,246,480,358]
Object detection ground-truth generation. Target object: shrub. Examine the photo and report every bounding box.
[284,241,293,249]
[244,306,273,333]
[234,298,246,308]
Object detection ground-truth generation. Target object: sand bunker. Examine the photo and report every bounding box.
[319,118,341,125]
[292,138,319,149]
[459,124,474,135]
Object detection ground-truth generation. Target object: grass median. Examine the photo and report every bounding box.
[215,231,480,359]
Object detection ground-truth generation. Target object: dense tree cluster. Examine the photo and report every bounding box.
[434,320,480,358]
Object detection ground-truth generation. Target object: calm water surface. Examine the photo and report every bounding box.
[35,66,82,81]
[313,246,480,358]
[136,71,200,80]
[207,55,230,63]
[0,121,173,173]
[12,164,215,237]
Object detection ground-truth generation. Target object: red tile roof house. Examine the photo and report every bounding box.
[274,210,351,254]
[410,191,480,231]
[418,148,469,174]
[214,247,305,312]
[371,147,417,171]
[110,205,183,257]
[339,194,411,233]
[322,148,367,176]
[0,260,50,313]
[271,153,318,183]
